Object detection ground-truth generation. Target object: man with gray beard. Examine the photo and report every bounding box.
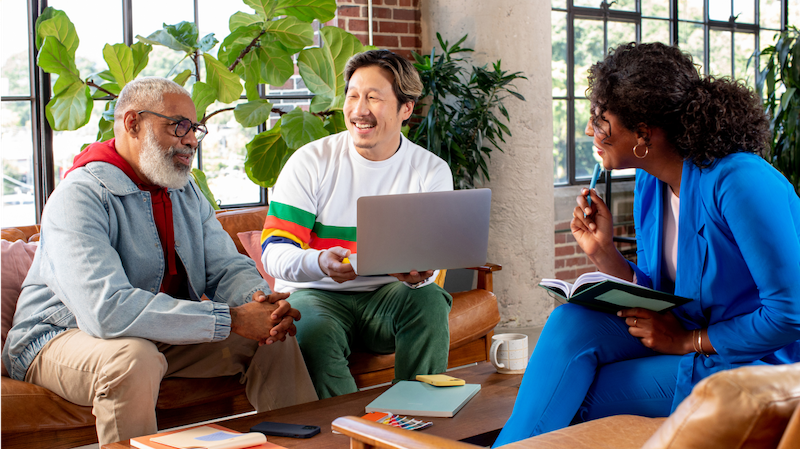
[1,77,317,446]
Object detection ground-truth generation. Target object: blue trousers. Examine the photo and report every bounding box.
[493,304,682,447]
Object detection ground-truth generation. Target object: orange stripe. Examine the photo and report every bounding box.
[263,216,311,244]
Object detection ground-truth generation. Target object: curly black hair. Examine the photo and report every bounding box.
[587,42,771,168]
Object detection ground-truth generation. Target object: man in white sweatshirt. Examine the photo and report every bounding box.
[259,50,454,399]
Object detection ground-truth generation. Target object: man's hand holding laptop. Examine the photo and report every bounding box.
[319,246,433,284]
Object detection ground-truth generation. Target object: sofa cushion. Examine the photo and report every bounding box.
[642,362,800,449]
[497,415,666,449]
[1,239,38,377]
[214,206,268,255]
[238,230,276,291]
[1,377,95,433]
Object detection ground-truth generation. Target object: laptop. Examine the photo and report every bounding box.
[349,189,491,276]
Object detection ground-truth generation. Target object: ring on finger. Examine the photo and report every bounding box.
[633,318,638,327]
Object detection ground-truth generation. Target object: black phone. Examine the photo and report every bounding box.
[250,421,321,439]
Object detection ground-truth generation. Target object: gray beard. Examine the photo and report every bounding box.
[139,125,194,189]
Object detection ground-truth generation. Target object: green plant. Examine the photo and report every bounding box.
[757,27,800,193]
[34,0,370,208]
[409,34,526,189]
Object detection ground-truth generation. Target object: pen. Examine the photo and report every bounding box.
[586,162,602,210]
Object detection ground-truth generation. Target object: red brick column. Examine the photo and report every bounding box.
[336,0,422,59]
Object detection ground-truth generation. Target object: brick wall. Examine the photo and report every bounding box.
[554,218,636,283]
[336,0,422,59]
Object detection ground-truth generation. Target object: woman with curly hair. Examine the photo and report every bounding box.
[493,42,800,447]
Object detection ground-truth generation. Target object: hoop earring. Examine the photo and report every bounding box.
[633,143,649,159]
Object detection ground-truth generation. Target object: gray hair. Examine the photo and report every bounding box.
[115,77,190,118]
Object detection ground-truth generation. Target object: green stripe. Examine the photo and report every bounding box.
[268,201,316,229]
[313,222,357,242]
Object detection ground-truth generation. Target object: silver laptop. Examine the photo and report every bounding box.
[350,189,491,276]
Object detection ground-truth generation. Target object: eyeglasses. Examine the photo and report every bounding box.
[137,110,208,143]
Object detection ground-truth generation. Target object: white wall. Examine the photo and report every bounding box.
[421,0,555,327]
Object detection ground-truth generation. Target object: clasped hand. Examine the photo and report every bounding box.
[230,291,300,346]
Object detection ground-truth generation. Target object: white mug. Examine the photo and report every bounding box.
[490,333,528,374]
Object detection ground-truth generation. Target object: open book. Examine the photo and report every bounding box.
[539,271,691,314]
[130,423,284,449]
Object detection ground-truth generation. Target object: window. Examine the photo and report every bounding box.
[0,0,317,226]
[552,0,796,185]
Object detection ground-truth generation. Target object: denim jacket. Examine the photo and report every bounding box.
[2,162,270,380]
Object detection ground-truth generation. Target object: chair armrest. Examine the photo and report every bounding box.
[466,263,502,292]
[331,416,481,449]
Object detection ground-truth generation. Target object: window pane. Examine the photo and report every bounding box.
[553,99,567,184]
[201,101,261,206]
[134,0,196,81]
[574,0,601,7]
[2,101,35,227]
[761,0,782,28]
[574,99,599,180]
[608,21,637,49]
[678,22,705,72]
[709,30,733,77]
[734,0,755,23]
[53,101,107,187]
[48,0,123,80]
[1,0,30,96]
[679,0,704,21]
[734,32,756,87]
[710,0,733,21]
[574,19,604,97]
[198,0,246,59]
[761,29,780,73]
[553,11,567,97]
[552,0,566,10]
[642,0,670,19]
[643,18,670,44]
[611,0,636,11]
[791,0,800,26]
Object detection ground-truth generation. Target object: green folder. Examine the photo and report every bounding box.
[365,381,481,418]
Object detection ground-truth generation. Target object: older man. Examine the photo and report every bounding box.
[2,77,317,445]
[260,50,454,399]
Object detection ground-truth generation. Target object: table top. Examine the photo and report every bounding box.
[103,362,522,449]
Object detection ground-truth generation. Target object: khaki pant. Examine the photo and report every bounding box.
[25,329,318,445]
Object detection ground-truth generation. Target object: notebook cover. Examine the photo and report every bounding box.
[365,381,481,417]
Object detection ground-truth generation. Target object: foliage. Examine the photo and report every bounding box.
[409,34,526,189]
[757,27,800,194]
[33,0,369,204]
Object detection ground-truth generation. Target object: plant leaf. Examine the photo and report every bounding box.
[276,0,337,23]
[202,53,243,103]
[103,43,134,88]
[36,9,79,56]
[45,80,92,131]
[234,99,274,127]
[245,121,293,188]
[309,93,332,113]
[191,81,218,122]
[280,107,329,149]
[198,33,219,52]
[173,69,193,86]
[131,42,152,78]
[217,24,263,67]
[136,30,193,53]
[96,116,115,142]
[191,169,221,210]
[91,82,120,98]
[230,11,264,31]
[164,21,199,50]
[256,41,295,86]
[102,99,117,121]
[323,110,347,135]
[37,36,80,78]
[264,16,314,52]
[244,0,274,21]
[298,27,363,100]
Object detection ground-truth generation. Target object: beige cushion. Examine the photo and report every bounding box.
[1,239,38,377]
[497,415,665,449]
[642,363,800,449]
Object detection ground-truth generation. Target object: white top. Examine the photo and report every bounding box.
[662,186,680,283]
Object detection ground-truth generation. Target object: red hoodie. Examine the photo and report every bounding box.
[66,139,188,297]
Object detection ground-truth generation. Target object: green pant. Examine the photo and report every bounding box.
[289,281,453,399]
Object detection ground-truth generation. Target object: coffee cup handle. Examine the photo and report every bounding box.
[490,339,505,369]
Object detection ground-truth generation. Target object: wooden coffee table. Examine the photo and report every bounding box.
[102,362,522,449]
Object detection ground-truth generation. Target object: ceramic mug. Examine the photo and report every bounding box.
[490,333,528,374]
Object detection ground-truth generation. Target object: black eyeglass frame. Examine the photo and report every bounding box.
[137,110,208,142]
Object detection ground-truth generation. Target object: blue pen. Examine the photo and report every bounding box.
[586,162,602,210]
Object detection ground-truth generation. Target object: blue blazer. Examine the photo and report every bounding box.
[630,153,800,407]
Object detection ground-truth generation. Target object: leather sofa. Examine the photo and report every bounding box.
[1,206,501,449]
[332,362,800,449]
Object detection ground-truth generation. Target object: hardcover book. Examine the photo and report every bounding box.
[539,271,691,314]
[365,381,481,418]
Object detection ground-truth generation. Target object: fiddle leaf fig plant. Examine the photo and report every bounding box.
[33,0,368,209]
